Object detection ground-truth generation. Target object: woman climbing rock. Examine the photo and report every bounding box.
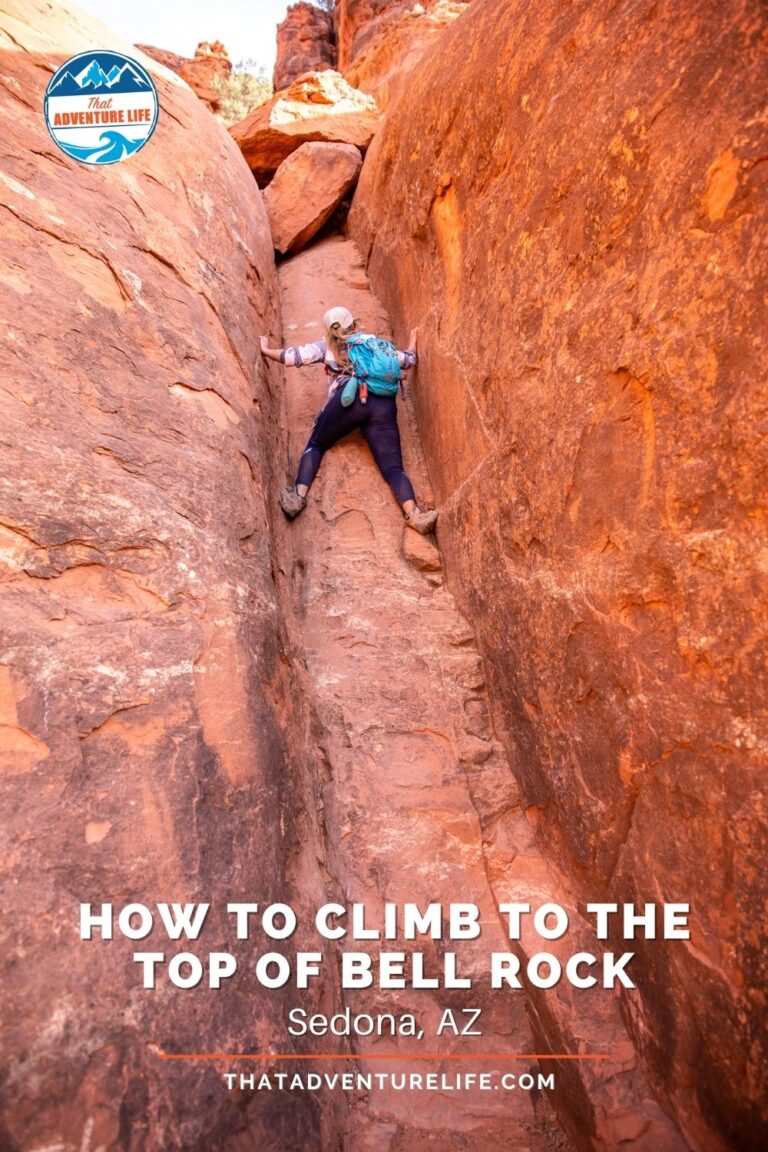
[260,306,438,534]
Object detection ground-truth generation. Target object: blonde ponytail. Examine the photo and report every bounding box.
[326,321,354,371]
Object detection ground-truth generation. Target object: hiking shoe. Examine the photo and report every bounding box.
[280,485,307,519]
[405,507,438,535]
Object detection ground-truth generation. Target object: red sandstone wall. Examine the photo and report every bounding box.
[335,0,472,107]
[273,1,335,91]
[0,2,341,1148]
[138,41,232,112]
[271,2,473,109]
[349,0,768,1148]
[136,42,187,74]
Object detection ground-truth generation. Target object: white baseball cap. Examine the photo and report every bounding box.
[323,306,355,332]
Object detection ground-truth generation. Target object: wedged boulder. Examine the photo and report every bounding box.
[0,2,339,1149]
[230,69,379,186]
[402,529,442,575]
[264,141,362,253]
[273,0,335,91]
[350,0,768,1148]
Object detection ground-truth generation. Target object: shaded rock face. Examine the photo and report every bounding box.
[0,2,342,1149]
[350,0,768,1149]
[273,1,335,92]
[231,69,379,186]
[264,141,362,253]
[335,0,472,107]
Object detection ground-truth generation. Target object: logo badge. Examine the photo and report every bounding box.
[44,51,158,165]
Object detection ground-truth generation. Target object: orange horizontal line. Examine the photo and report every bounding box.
[156,1051,611,1062]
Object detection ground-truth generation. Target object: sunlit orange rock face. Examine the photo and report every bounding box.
[350,0,768,1149]
[0,2,340,1148]
[335,0,472,107]
[273,0,335,91]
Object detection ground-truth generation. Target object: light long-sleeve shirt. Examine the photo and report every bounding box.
[280,338,417,398]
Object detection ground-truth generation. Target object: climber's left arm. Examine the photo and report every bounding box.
[397,328,419,370]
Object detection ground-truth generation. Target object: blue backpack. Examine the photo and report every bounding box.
[339,334,402,406]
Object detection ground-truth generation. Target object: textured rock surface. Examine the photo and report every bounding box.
[136,42,187,75]
[273,236,559,1151]
[271,236,684,1152]
[350,0,768,1149]
[335,0,471,107]
[264,141,362,254]
[137,41,232,112]
[231,70,379,186]
[0,2,342,1149]
[274,1,335,92]
[179,41,232,112]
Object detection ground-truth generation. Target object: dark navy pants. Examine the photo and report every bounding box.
[296,388,416,506]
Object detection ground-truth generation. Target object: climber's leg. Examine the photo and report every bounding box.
[403,505,439,534]
[360,395,415,503]
[360,396,438,534]
[296,389,361,486]
[282,389,361,518]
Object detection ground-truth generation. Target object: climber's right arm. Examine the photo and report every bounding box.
[259,336,327,367]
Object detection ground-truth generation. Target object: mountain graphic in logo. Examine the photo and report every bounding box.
[49,54,150,96]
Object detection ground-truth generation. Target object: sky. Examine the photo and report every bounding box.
[69,0,294,75]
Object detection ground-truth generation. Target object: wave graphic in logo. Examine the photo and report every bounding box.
[54,131,146,164]
[45,51,158,165]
